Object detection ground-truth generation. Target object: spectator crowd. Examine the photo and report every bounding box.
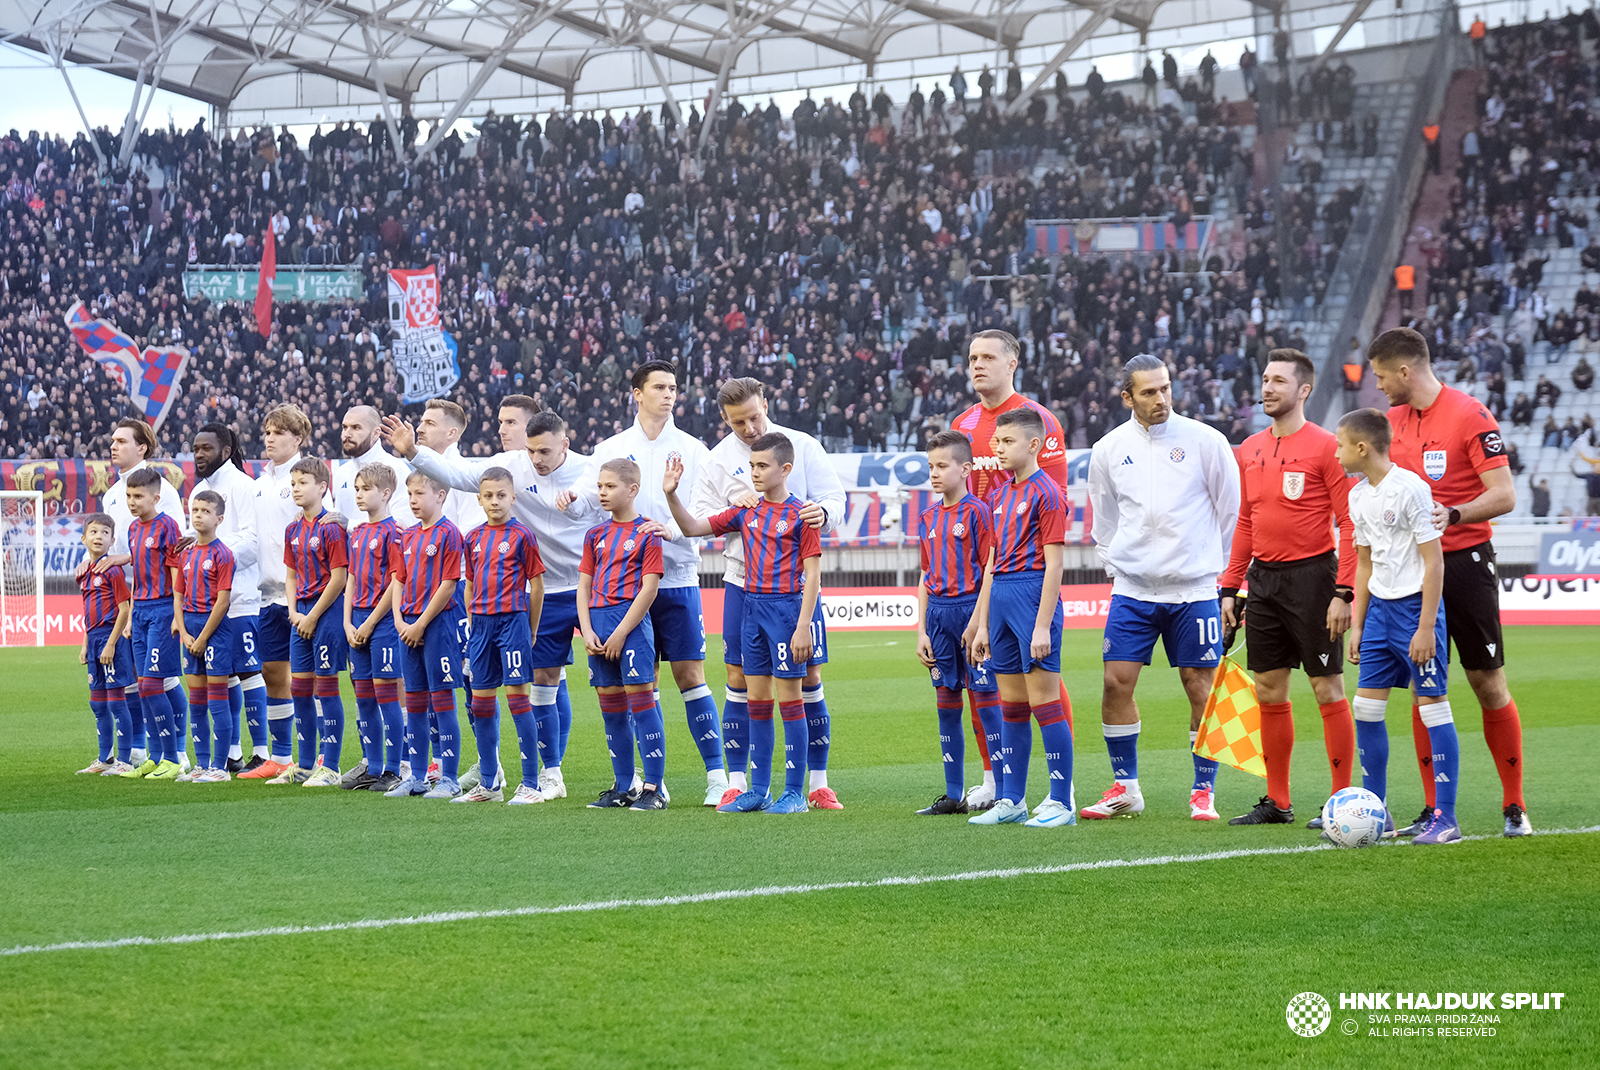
[4,58,1309,464]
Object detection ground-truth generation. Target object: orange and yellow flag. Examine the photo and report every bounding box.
[1192,652,1266,777]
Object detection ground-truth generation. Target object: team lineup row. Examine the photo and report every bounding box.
[70,329,1533,835]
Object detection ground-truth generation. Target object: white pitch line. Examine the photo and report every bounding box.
[4,826,1596,958]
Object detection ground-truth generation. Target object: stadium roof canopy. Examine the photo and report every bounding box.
[1,0,1437,129]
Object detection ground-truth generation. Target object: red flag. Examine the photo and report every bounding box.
[254,228,276,337]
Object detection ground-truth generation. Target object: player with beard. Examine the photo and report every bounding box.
[188,423,272,773]
[1217,351,1357,827]
[331,405,417,529]
[1368,327,1531,837]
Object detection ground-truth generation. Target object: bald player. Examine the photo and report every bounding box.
[332,405,417,529]
[1368,327,1531,837]
[951,329,1074,811]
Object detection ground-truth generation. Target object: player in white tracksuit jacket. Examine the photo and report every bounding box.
[558,362,730,804]
[1082,355,1241,821]
[384,409,593,800]
[688,377,848,808]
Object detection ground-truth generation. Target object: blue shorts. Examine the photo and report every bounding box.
[1357,593,1449,697]
[86,623,134,691]
[399,610,466,692]
[467,611,533,689]
[259,602,292,663]
[181,610,235,677]
[989,571,1062,676]
[724,582,828,668]
[741,591,811,679]
[349,604,401,681]
[650,585,708,663]
[587,602,656,688]
[231,614,261,675]
[289,594,348,676]
[131,598,180,679]
[926,593,997,693]
[1103,594,1223,668]
[531,588,580,669]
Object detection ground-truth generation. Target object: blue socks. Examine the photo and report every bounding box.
[632,690,666,786]
[935,688,965,799]
[1419,700,1460,822]
[126,688,146,751]
[430,691,460,780]
[206,683,232,768]
[530,683,561,774]
[1034,701,1073,806]
[723,686,748,780]
[469,695,500,784]
[598,692,635,789]
[682,684,724,772]
[108,692,132,762]
[1190,731,1219,792]
[190,687,212,768]
[999,702,1032,804]
[240,677,269,751]
[1104,720,1140,782]
[353,680,381,769]
[1353,697,1390,806]
[508,692,539,784]
[267,699,295,760]
[780,701,807,795]
[803,685,830,776]
[291,678,317,769]
[405,692,431,777]
[90,693,114,762]
[166,684,187,762]
[555,675,573,761]
[748,699,776,797]
[315,678,345,770]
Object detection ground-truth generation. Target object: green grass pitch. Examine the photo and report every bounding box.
[0,625,1595,1069]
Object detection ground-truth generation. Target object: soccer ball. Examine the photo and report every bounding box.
[1321,787,1388,848]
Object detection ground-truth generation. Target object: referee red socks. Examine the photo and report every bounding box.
[1481,699,1525,809]
[1259,701,1294,807]
[1319,700,1355,793]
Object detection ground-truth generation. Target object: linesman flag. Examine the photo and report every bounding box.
[1192,651,1267,777]
[64,300,190,431]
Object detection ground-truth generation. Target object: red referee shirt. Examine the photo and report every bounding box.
[1221,422,1355,590]
[1387,385,1509,553]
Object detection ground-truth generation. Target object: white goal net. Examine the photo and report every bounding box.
[1,491,45,647]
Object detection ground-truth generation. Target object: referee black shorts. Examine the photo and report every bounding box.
[1244,552,1343,677]
[1442,540,1505,671]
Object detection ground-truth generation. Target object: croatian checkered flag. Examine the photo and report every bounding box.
[64,300,190,431]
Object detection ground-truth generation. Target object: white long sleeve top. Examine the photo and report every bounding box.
[571,417,711,590]
[690,422,846,585]
[1089,412,1240,603]
[189,461,261,618]
[407,444,595,593]
[332,441,418,528]
[253,452,333,607]
[102,460,185,559]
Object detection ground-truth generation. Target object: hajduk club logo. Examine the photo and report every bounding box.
[1286,992,1333,1037]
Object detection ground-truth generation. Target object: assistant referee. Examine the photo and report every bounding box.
[1219,350,1356,827]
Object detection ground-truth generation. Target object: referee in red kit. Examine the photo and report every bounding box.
[1219,350,1357,827]
[1369,327,1531,838]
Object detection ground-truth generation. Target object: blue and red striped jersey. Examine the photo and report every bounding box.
[580,518,663,607]
[708,496,820,595]
[464,519,546,615]
[80,566,130,630]
[127,513,181,600]
[389,519,465,616]
[347,517,402,609]
[990,470,1068,574]
[176,539,235,614]
[283,510,349,600]
[920,494,995,597]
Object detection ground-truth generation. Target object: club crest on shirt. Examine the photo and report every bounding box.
[1015,501,1029,515]
[91,576,102,587]
[280,487,291,499]
[623,538,636,551]
[309,536,320,549]
[201,559,213,570]
[144,536,155,548]
[1170,447,1186,463]
[1283,471,1305,500]
[1383,508,1397,524]
[952,522,966,537]
[776,520,789,534]
[1423,449,1447,481]
[425,545,437,556]
[499,541,511,553]
[368,538,380,549]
